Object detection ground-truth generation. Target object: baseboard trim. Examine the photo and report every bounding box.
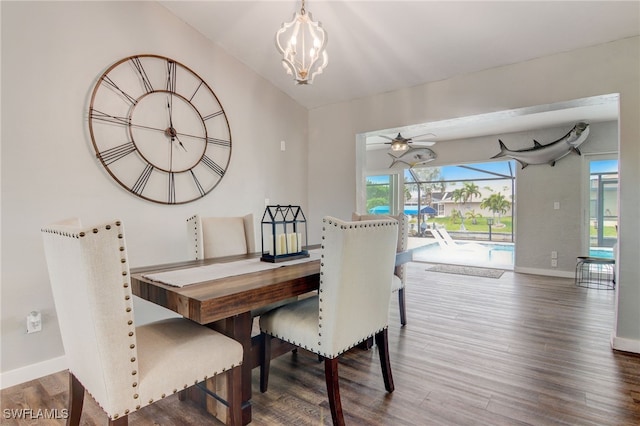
[611,333,640,354]
[514,266,574,278]
[1,356,67,390]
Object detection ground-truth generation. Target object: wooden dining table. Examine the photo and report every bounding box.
[130,247,414,425]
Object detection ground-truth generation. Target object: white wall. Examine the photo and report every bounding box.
[308,38,640,351]
[1,1,308,383]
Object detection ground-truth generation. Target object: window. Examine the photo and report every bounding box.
[365,173,400,215]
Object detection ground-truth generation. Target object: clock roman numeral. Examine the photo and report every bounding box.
[190,170,205,196]
[189,81,204,102]
[166,60,177,92]
[90,109,130,126]
[101,76,137,106]
[201,155,225,177]
[97,142,136,165]
[132,164,154,195]
[130,57,154,94]
[203,110,224,121]
[206,137,230,148]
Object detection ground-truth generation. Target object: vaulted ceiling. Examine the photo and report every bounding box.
[161,1,638,140]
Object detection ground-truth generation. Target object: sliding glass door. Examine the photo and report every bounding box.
[588,158,618,257]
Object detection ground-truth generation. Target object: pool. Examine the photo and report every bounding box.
[589,247,614,259]
[412,241,515,270]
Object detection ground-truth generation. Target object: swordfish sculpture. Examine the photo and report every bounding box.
[492,122,590,168]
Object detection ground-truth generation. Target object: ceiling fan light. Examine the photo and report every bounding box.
[391,140,409,151]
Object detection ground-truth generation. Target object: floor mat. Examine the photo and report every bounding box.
[427,264,504,279]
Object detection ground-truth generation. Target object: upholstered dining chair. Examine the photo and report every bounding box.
[41,219,244,426]
[187,213,255,259]
[186,214,297,316]
[259,216,399,426]
[353,212,409,325]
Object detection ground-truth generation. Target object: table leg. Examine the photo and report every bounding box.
[206,312,253,425]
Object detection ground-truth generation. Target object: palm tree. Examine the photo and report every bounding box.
[462,182,481,205]
[450,208,461,224]
[480,193,511,225]
[451,188,466,229]
[465,209,482,225]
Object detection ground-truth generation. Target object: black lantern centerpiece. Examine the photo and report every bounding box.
[260,205,309,263]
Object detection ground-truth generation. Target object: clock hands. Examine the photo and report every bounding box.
[167,96,187,152]
[93,109,225,148]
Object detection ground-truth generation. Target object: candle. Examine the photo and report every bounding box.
[288,233,298,254]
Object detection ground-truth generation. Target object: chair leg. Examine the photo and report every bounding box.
[67,373,84,426]
[398,288,407,326]
[374,329,395,393]
[324,357,345,426]
[358,336,374,350]
[260,333,272,393]
[109,416,128,426]
[227,365,243,426]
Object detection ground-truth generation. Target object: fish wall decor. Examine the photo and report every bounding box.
[492,122,590,168]
[388,147,437,168]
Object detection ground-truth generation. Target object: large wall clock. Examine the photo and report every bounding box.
[88,54,232,204]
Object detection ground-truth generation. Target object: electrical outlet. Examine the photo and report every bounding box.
[551,251,558,259]
[280,140,286,151]
[27,311,42,334]
[551,259,558,267]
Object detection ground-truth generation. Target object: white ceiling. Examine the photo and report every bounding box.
[161,1,638,141]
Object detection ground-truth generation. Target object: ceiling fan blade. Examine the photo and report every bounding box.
[366,143,393,151]
[410,132,436,140]
[409,140,436,146]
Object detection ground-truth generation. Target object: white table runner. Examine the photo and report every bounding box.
[142,250,321,288]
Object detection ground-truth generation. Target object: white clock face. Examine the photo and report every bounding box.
[89,55,232,204]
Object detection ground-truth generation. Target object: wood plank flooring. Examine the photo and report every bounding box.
[3,262,640,425]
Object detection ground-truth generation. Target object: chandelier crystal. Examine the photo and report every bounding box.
[275,0,328,85]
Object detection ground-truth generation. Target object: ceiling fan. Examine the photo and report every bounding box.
[367,132,436,152]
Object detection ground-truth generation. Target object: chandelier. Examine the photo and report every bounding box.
[275,0,328,85]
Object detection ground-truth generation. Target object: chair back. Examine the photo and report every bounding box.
[187,214,255,259]
[319,216,398,357]
[41,219,139,416]
[352,213,408,285]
